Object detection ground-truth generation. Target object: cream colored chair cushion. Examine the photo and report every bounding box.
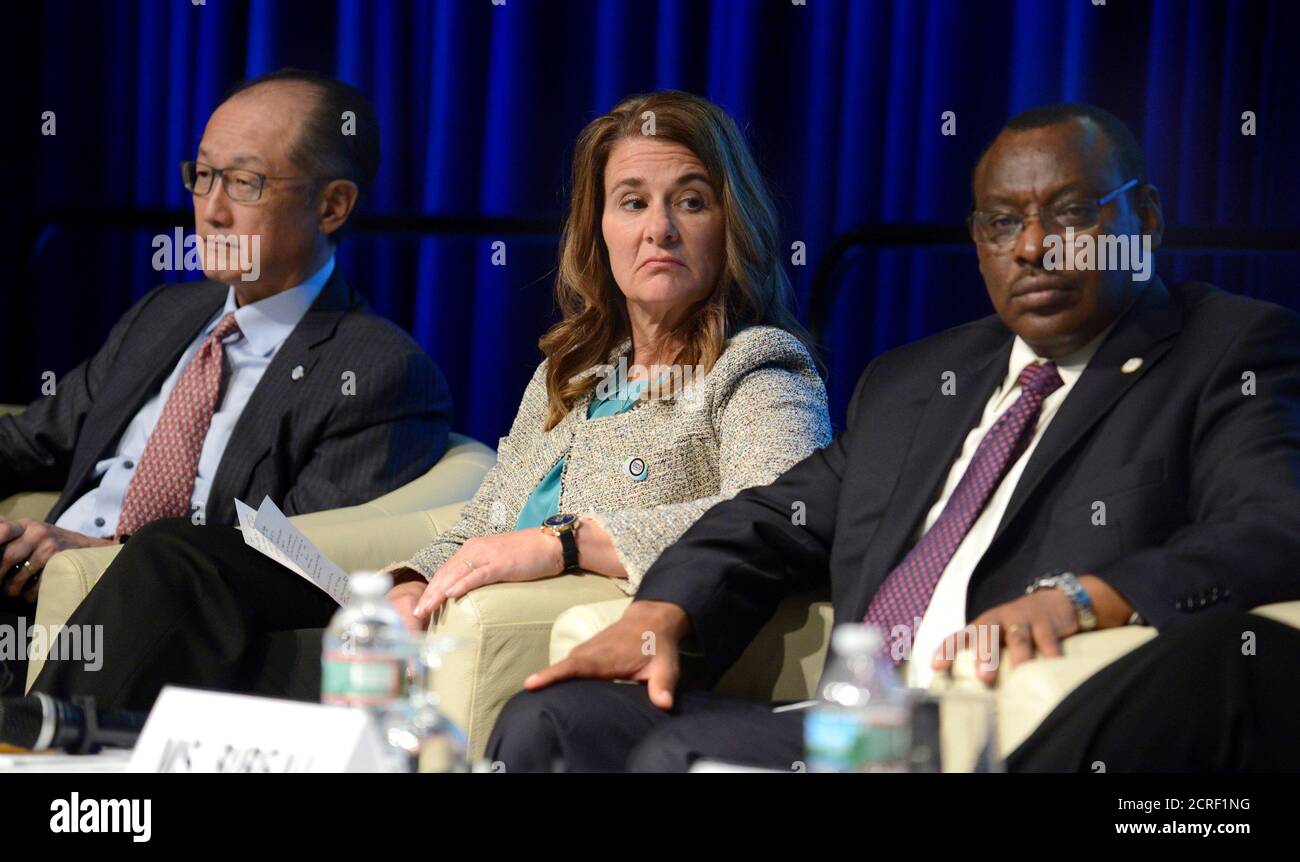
[551,590,1300,768]
[288,434,494,529]
[0,491,61,522]
[24,432,495,690]
[550,593,834,704]
[925,601,1300,761]
[26,503,472,691]
[431,575,631,762]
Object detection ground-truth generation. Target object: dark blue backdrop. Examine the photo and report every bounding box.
[7,0,1298,448]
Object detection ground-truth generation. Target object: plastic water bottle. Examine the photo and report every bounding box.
[321,571,408,713]
[379,636,469,773]
[804,623,910,772]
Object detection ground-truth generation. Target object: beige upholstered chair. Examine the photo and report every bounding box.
[549,594,1300,764]
[11,398,1298,766]
[11,423,496,690]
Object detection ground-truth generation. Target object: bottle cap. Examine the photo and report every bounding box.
[349,570,393,598]
[831,623,883,656]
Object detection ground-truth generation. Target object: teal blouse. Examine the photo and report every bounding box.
[513,373,650,530]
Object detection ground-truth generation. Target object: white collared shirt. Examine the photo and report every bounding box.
[904,325,1110,688]
[56,257,335,536]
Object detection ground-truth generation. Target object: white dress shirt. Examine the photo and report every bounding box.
[56,257,334,537]
[904,326,1111,688]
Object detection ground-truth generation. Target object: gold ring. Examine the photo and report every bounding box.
[462,559,476,572]
[1005,623,1028,639]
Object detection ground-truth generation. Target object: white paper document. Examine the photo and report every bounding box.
[235,497,351,605]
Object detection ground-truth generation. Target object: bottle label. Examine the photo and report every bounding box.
[321,651,402,706]
[805,708,909,773]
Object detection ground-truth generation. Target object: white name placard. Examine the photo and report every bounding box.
[127,687,392,773]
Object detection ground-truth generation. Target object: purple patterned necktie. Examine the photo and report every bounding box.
[864,361,1064,657]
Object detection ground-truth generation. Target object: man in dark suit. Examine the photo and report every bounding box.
[486,104,1300,772]
[0,69,452,690]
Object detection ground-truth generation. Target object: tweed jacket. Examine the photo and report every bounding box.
[396,324,831,591]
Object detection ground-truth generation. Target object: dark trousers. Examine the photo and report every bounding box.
[0,594,36,696]
[1007,611,1300,772]
[488,611,1300,773]
[487,680,805,773]
[30,517,337,711]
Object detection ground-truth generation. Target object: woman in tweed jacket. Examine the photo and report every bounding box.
[390,90,832,625]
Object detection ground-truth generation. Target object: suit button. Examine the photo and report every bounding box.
[1175,600,1185,611]
[1198,596,1208,607]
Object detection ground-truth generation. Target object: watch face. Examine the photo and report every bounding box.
[543,513,577,529]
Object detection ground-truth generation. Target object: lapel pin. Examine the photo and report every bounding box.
[624,456,648,481]
[1121,357,1143,374]
[291,365,305,381]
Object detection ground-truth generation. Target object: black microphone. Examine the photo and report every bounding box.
[0,693,148,753]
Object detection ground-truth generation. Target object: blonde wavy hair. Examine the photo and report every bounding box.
[538,89,815,430]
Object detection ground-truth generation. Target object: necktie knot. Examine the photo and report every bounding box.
[1017,360,1063,400]
[210,312,242,343]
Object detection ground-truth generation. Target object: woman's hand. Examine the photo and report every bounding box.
[387,571,430,633]
[413,530,565,621]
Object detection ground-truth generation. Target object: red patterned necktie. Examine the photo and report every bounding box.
[864,361,1064,657]
[115,313,243,538]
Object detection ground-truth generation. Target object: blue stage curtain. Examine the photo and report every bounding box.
[12,0,1299,443]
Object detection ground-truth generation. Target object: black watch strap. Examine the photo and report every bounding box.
[558,528,580,572]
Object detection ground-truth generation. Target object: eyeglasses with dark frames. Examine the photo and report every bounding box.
[968,178,1140,247]
[181,160,317,203]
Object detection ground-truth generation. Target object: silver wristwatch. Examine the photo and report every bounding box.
[1026,570,1098,632]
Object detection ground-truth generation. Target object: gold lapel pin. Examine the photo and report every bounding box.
[1121,357,1143,374]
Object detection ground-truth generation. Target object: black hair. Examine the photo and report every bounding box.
[973,103,1147,199]
[223,68,380,242]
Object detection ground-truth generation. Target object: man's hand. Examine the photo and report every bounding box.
[412,530,568,620]
[931,575,1133,685]
[523,600,691,711]
[0,518,114,600]
[931,588,1077,684]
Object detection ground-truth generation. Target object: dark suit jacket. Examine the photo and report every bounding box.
[0,269,454,527]
[635,279,1300,684]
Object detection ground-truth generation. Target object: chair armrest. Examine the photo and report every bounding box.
[0,491,61,522]
[296,503,466,575]
[714,596,833,703]
[949,625,1159,758]
[26,503,467,692]
[1250,599,1300,630]
[290,434,494,529]
[548,597,634,664]
[947,600,1300,761]
[430,574,630,761]
[27,544,126,691]
[550,592,835,706]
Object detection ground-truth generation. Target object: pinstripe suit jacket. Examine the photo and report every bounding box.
[0,269,453,527]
